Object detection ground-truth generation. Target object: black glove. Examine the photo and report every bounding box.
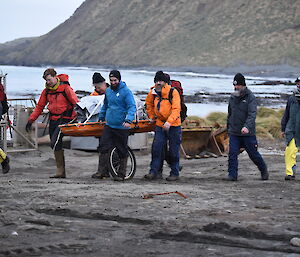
[25,121,32,132]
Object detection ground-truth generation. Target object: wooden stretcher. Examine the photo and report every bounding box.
[59,120,156,137]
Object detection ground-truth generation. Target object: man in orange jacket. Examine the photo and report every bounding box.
[144,71,182,181]
[26,68,79,178]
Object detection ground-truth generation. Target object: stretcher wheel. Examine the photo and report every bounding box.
[108,146,136,180]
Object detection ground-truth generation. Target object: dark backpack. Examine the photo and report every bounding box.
[1,97,9,115]
[168,80,187,122]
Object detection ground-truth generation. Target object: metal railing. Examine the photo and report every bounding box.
[1,98,39,153]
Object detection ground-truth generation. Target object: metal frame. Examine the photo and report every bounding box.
[2,99,39,153]
[1,71,40,152]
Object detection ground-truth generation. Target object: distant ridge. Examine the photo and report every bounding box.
[0,0,299,67]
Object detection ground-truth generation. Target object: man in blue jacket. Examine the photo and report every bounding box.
[95,70,136,181]
[281,77,300,180]
[227,73,268,181]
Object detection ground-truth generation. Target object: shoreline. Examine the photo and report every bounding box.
[2,63,299,79]
[58,64,300,79]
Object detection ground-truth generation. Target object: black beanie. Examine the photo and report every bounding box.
[109,70,121,81]
[154,71,168,83]
[233,73,246,86]
[92,72,105,84]
[164,73,170,84]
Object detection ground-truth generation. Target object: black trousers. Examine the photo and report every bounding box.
[99,125,129,158]
[49,119,71,151]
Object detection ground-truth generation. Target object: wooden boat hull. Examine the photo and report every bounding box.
[59,120,156,137]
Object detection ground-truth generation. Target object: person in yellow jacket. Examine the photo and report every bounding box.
[0,148,9,174]
[144,71,182,181]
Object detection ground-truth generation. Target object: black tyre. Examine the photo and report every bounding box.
[108,146,136,180]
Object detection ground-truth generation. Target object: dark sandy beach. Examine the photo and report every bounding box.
[0,140,300,256]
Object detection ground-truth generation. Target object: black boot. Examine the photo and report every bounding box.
[261,169,269,180]
[2,156,10,174]
[114,157,127,181]
[92,152,110,179]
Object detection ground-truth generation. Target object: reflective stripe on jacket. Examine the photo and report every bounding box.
[145,84,181,127]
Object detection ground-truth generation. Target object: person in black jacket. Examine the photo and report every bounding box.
[280,77,300,180]
[227,73,268,181]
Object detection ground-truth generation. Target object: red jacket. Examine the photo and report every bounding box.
[29,82,79,122]
[0,83,6,101]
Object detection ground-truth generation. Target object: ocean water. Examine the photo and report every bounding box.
[0,65,294,117]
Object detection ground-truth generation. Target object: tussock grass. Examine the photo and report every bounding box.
[256,116,281,139]
[186,107,285,139]
[257,107,278,118]
[205,112,228,126]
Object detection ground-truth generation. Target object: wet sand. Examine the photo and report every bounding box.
[0,142,300,256]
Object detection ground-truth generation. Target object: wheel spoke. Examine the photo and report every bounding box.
[109,147,136,180]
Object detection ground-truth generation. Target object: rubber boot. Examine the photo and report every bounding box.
[91,152,110,179]
[50,150,66,178]
[114,157,127,181]
[0,148,10,174]
[1,156,10,174]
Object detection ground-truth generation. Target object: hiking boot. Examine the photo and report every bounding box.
[1,156,10,174]
[117,157,127,179]
[261,171,269,180]
[144,173,158,180]
[225,175,237,181]
[285,175,295,181]
[113,176,125,182]
[166,175,179,181]
[91,172,110,179]
[49,174,66,179]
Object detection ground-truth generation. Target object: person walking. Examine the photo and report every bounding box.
[144,71,182,181]
[90,72,109,96]
[227,73,268,181]
[0,77,10,174]
[89,72,110,179]
[25,68,78,178]
[95,70,136,181]
[281,76,300,180]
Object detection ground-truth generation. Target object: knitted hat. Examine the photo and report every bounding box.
[233,73,246,86]
[109,70,121,81]
[92,72,105,84]
[164,73,171,84]
[154,71,168,83]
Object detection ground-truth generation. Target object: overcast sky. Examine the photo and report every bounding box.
[0,0,85,43]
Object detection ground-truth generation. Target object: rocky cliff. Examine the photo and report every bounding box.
[0,0,299,67]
